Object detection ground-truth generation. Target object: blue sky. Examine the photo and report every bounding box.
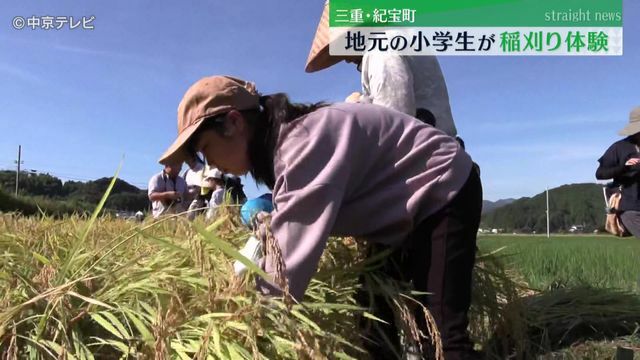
[0,0,638,201]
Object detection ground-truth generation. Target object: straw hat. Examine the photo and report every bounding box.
[305,1,344,73]
[618,106,640,136]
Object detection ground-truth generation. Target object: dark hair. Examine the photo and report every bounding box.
[186,94,327,189]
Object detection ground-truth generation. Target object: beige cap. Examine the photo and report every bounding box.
[159,75,260,164]
[305,1,344,73]
[205,168,224,181]
[618,106,640,136]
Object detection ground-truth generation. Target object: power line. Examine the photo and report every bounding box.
[15,145,22,196]
[2,149,157,191]
[2,149,183,190]
[546,186,550,238]
[1,166,149,189]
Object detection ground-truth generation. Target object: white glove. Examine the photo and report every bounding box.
[234,235,263,276]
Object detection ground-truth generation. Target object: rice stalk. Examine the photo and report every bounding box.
[4,199,637,359]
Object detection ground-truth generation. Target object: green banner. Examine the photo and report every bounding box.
[329,0,623,27]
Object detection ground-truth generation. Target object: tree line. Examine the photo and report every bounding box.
[480,183,606,233]
[0,170,149,215]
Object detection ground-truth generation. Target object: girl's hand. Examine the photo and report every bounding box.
[626,158,640,166]
[345,92,361,103]
[253,211,272,242]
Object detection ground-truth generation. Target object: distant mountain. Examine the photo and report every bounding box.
[63,177,146,204]
[481,183,604,233]
[0,171,148,212]
[482,198,516,215]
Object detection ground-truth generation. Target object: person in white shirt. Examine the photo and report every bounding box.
[349,53,457,137]
[203,168,226,221]
[304,2,458,138]
[183,155,206,220]
[147,161,187,218]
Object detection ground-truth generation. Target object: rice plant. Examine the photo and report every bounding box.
[2,178,639,359]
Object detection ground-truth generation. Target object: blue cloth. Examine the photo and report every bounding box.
[240,193,273,229]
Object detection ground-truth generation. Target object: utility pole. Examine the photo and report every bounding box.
[546,187,550,238]
[15,145,22,196]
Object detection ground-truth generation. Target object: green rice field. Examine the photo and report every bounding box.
[1,196,640,360]
[478,234,640,293]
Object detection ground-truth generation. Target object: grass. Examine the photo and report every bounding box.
[0,174,374,359]
[0,212,373,359]
[478,234,640,359]
[478,235,640,293]
[545,333,640,359]
[1,187,639,360]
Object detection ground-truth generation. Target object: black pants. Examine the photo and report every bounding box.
[359,167,482,359]
[620,210,640,238]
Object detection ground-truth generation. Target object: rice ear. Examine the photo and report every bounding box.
[263,215,294,309]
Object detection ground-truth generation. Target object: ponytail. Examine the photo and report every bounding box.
[247,94,327,188]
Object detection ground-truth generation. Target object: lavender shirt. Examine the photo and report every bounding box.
[257,103,473,300]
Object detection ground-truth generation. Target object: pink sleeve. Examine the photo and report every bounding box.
[256,184,343,300]
[256,110,353,300]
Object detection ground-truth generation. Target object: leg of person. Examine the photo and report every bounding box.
[357,244,405,359]
[620,210,640,238]
[409,167,483,360]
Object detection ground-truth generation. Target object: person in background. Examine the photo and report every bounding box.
[223,174,247,204]
[596,106,640,238]
[183,155,206,220]
[204,168,226,221]
[304,2,459,140]
[158,76,482,359]
[147,161,187,218]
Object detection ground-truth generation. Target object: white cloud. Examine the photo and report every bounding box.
[0,62,42,84]
[468,111,627,135]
